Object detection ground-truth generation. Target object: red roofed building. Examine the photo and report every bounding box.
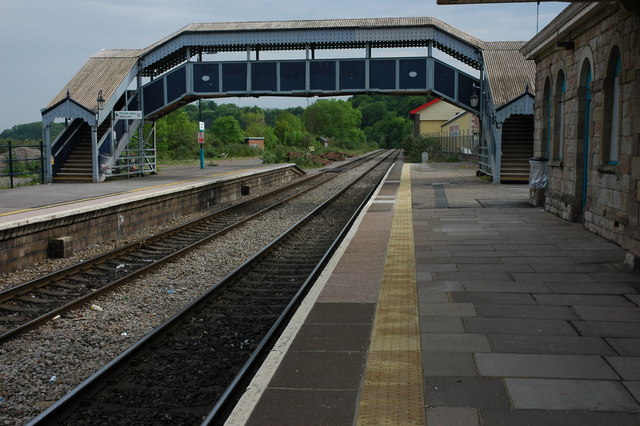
[409,98,466,138]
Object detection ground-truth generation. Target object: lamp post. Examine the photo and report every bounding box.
[470,90,479,109]
[91,90,106,182]
[96,90,105,111]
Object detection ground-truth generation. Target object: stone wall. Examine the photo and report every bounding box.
[0,166,304,274]
[531,4,640,264]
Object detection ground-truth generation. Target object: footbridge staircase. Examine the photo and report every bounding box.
[42,17,490,183]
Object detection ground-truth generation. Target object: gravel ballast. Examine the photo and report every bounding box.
[0,160,380,425]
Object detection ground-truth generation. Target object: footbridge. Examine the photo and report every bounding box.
[42,17,485,182]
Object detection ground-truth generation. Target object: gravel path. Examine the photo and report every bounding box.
[0,162,373,425]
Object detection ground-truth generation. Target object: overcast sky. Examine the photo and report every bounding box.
[0,0,568,131]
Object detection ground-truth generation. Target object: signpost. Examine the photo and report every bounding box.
[115,111,143,120]
[197,128,205,169]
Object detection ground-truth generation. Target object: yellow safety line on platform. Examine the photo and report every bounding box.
[356,163,425,425]
[0,168,256,217]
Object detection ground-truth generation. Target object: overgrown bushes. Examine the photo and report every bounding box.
[403,135,459,163]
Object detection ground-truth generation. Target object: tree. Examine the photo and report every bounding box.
[303,99,365,148]
[241,111,278,148]
[365,116,413,149]
[155,109,199,160]
[359,101,390,128]
[273,111,306,146]
[211,116,243,144]
[1,121,65,141]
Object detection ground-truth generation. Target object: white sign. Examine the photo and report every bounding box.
[199,121,205,131]
[115,111,143,120]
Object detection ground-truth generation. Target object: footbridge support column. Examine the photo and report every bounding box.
[91,124,99,183]
[43,125,53,184]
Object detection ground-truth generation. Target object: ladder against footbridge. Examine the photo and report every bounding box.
[41,17,485,183]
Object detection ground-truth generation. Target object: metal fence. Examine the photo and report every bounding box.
[0,139,45,189]
[423,130,479,156]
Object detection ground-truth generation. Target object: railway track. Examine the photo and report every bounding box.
[29,149,399,425]
[0,151,385,342]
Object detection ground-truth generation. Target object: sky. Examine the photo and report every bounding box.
[0,0,568,132]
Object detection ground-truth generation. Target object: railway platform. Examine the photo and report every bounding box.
[228,160,640,425]
[0,158,304,273]
[0,157,274,218]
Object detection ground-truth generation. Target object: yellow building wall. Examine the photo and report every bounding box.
[415,101,465,135]
[420,120,448,134]
[442,113,479,135]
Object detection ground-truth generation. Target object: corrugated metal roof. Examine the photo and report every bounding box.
[483,41,535,107]
[144,17,484,53]
[45,49,141,112]
[45,17,487,115]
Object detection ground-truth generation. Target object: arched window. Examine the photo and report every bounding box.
[577,59,593,214]
[542,77,552,159]
[604,47,622,165]
[553,70,566,161]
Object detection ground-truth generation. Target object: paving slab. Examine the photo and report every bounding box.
[545,282,637,294]
[529,263,611,273]
[462,280,549,293]
[475,353,618,379]
[474,304,577,320]
[505,378,640,412]
[420,303,477,317]
[305,302,375,325]
[426,407,480,426]
[606,338,640,356]
[420,316,466,333]
[418,290,450,303]
[572,321,640,338]
[423,352,477,377]
[488,334,615,355]
[606,357,640,380]
[512,272,596,283]
[573,305,640,322]
[451,292,537,305]
[465,317,577,336]
[289,324,372,352]
[424,377,510,409]
[455,263,535,273]
[534,294,635,306]
[624,381,640,403]
[433,271,514,281]
[500,256,575,264]
[480,409,640,426]
[588,272,640,282]
[269,350,366,389]
[417,280,465,292]
[421,332,492,352]
[245,389,358,426]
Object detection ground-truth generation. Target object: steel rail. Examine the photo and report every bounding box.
[203,150,400,424]
[0,150,385,342]
[28,150,399,425]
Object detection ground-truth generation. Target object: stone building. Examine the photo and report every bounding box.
[520,2,640,264]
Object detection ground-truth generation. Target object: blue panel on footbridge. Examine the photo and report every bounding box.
[142,57,479,117]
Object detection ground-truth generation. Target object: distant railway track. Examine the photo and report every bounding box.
[29,149,399,426]
[0,150,386,343]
